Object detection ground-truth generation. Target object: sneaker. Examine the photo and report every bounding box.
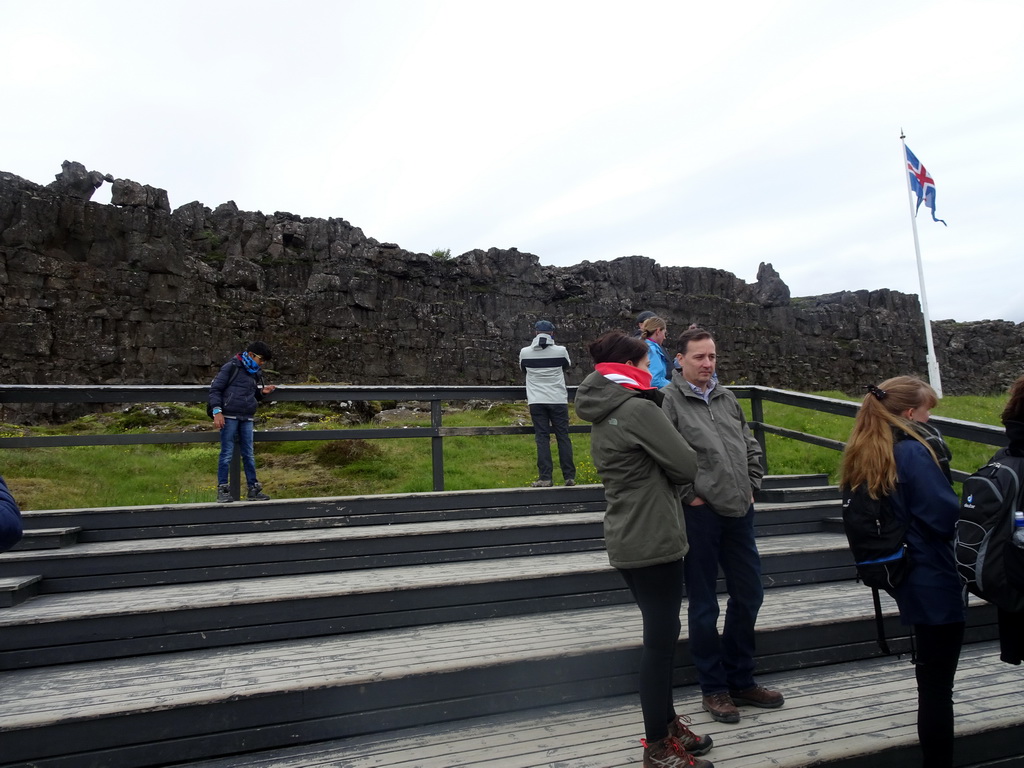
[729,685,784,709]
[701,692,740,724]
[247,482,270,501]
[530,479,553,487]
[216,484,234,503]
[642,735,714,767]
[564,479,577,487]
[668,714,713,757]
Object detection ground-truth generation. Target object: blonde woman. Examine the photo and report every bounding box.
[640,316,671,388]
[840,376,963,768]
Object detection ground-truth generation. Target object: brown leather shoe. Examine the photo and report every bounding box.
[701,692,740,723]
[729,684,785,709]
[642,735,715,767]
[668,714,714,756]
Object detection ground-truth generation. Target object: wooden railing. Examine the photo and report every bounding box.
[0,384,1007,493]
[733,386,1007,482]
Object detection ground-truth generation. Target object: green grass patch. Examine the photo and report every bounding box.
[1,392,1009,510]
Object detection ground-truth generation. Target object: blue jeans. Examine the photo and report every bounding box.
[217,417,258,486]
[529,403,575,482]
[682,502,764,694]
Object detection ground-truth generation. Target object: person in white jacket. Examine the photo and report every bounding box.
[519,320,576,487]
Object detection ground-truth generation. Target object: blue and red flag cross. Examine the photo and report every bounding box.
[906,146,947,226]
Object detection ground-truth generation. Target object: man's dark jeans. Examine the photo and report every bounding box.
[528,403,575,482]
[682,502,764,694]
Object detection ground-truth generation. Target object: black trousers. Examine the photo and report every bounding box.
[914,621,965,768]
[619,559,684,742]
[997,607,1024,665]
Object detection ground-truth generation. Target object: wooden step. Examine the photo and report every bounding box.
[0,575,42,609]
[0,582,999,768]
[0,513,608,592]
[0,533,860,669]
[19,486,608,541]
[17,477,830,543]
[0,500,850,594]
[756,473,830,489]
[755,485,841,504]
[10,526,81,551]
[171,641,1023,768]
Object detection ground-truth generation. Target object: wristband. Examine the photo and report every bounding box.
[212,407,222,415]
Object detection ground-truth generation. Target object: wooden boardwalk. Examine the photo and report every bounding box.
[175,642,1024,768]
[0,480,1020,768]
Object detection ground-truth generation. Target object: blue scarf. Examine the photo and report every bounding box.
[240,352,261,374]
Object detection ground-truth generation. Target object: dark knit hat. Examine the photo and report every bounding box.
[246,341,273,361]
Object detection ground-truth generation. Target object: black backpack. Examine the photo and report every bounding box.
[955,453,1024,612]
[841,484,913,656]
[841,484,910,591]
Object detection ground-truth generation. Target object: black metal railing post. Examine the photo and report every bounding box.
[229,443,241,499]
[749,388,767,474]
[431,400,444,491]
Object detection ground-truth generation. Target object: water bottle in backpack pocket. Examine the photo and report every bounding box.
[1007,510,1024,593]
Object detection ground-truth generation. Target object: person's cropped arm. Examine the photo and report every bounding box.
[0,476,23,553]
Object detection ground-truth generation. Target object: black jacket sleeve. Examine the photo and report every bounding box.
[0,476,23,553]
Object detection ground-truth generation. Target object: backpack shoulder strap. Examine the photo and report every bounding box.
[871,587,891,656]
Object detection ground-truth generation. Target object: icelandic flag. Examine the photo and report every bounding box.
[906,146,947,226]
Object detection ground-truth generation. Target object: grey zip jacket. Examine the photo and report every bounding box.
[574,370,698,569]
[661,377,764,517]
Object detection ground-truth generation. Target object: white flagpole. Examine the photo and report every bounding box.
[900,131,943,397]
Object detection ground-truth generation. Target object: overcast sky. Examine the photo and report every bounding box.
[3,0,1022,323]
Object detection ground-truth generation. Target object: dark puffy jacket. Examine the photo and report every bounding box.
[209,356,265,419]
[0,475,23,553]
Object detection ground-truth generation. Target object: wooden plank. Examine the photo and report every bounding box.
[0,580,971,724]
[166,642,1024,768]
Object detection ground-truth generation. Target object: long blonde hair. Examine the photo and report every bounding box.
[839,376,940,497]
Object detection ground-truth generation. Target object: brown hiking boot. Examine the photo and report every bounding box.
[642,735,714,767]
[668,714,713,756]
[729,684,785,709]
[701,692,740,723]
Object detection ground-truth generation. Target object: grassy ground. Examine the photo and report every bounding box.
[0,392,1006,511]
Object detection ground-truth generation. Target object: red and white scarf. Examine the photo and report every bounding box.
[595,362,654,391]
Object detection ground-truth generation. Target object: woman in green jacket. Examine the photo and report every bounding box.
[575,331,713,768]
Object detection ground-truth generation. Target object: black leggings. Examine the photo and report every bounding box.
[619,559,684,742]
[914,621,965,768]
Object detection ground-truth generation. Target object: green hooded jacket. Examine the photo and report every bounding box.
[574,370,698,569]
[661,377,764,518]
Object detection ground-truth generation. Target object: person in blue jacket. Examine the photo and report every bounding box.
[840,375,964,768]
[640,316,671,389]
[0,475,23,553]
[209,341,277,503]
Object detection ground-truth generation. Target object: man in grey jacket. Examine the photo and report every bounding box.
[661,327,783,724]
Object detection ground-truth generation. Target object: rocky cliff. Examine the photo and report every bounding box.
[2,162,1021,398]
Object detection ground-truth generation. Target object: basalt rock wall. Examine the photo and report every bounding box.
[1,163,1022,405]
